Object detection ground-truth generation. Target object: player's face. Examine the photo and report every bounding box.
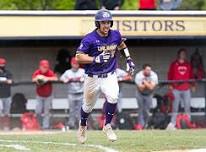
[39,66,49,73]
[179,51,187,60]
[143,66,151,76]
[99,21,111,35]
[71,63,79,70]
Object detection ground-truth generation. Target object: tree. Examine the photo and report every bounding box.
[0,0,206,10]
[52,0,75,10]
[122,0,137,10]
[179,0,206,10]
[0,0,75,10]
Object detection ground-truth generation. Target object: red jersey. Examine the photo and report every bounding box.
[168,60,193,90]
[32,69,56,97]
[139,0,156,10]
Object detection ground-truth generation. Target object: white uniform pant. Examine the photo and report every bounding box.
[82,72,119,113]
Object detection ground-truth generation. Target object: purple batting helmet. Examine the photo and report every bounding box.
[95,9,113,28]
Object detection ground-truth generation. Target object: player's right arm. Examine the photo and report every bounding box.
[135,73,146,92]
[76,52,112,64]
[76,53,94,64]
[136,80,146,92]
[137,83,146,92]
[60,71,71,83]
[76,37,111,64]
[75,37,94,64]
[32,71,39,82]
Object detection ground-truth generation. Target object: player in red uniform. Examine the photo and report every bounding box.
[167,49,194,130]
[32,60,58,129]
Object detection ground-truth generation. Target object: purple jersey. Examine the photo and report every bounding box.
[77,29,122,75]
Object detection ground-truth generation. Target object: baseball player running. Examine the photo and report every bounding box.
[76,9,135,143]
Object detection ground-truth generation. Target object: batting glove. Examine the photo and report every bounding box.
[93,52,112,64]
[126,57,135,75]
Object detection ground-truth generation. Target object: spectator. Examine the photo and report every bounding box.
[100,0,123,10]
[75,0,97,10]
[116,68,132,112]
[167,49,194,130]
[135,64,158,129]
[159,0,182,10]
[32,60,58,129]
[60,57,85,129]
[139,0,157,10]
[190,49,205,79]
[0,57,13,130]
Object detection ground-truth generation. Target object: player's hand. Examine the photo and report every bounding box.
[6,80,12,84]
[126,57,135,76]
[93,52,112,64]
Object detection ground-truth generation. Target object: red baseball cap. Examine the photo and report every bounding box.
[39,59,50,69]
[70,57,78,65]
[0,58,6,65]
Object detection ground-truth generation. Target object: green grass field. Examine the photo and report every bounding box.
[0,129,206,152]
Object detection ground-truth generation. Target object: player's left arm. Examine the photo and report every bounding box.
[144,80,156,90]
[118,41,135,75]
[44,72,58,82]
[76,53,94,64]
[144,74,158,90]
[117,40,131,59]
[47,76,58,81]
[60,71,70,83]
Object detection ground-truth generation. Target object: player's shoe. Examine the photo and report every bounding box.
[103,124,117,142]
[77,125,87,144]
[166,122,176,130]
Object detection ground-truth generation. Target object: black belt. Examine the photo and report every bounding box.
[87,71,115,78]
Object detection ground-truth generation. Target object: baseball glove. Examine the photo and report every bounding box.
[36,75,47,86]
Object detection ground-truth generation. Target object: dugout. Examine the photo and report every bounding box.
[0,11,206,127]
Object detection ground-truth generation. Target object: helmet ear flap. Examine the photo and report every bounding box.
[110,21,113,27]
[95,21,100,28]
